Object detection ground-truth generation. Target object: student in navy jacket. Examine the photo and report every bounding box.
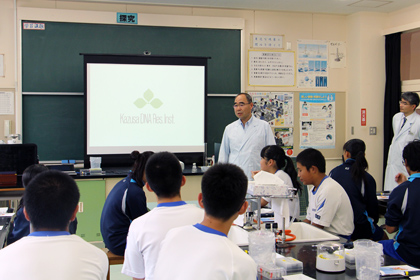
[7,164,78,245]
[329,139,386,241]
[100,151,153,256]
[380,140,420,268]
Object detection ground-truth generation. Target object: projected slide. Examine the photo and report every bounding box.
[86,63,205,155]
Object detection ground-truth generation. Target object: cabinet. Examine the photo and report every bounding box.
[75,179,105,242]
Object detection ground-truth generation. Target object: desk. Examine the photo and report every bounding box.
[270,242,404,279]
[378,197,389,216]
[0,169,203,243]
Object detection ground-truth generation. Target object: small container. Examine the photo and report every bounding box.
[353,239,383,280]
[200,166,209,172]
[275,257,303,275]
[192,163,197,173]
[90,157,101,169]
[257,263,285,280]
[316,241,345,273]
[80,169,90,176]
[344,248,356,269]
[248,229,276,265]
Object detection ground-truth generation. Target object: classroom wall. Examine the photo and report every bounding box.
[0,0,17,141]
[2,0,420,189]
[346,12,386,189]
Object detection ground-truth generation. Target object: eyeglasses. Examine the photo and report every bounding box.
[233,102,251,108]
[400,101,411,106]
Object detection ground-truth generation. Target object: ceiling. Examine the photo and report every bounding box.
[60,0,420,15]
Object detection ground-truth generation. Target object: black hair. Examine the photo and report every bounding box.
[145,152,183,198]
[403,140,420,172]
[236,92,252,103]
[343,139,368,185]
[201,163,247,221]
[261,145,301,194]
[296,148,326,173]
[24,170,80,231]
[401,92,420,107]
[17,164,49,212]
[131,151,154,184]
[22,164,49,188]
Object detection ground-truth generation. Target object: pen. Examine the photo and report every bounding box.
[404,270,420,276]
[380,275,409,279]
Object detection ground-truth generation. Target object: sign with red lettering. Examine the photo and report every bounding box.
[361,108,366,126]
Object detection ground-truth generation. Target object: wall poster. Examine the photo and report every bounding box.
[297,40,328,88]
[299,93,335,149]
[248,50,295,87]
[249,92,294,156]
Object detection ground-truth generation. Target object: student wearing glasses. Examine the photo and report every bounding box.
[219,93,275,179]
[384,92,420,191]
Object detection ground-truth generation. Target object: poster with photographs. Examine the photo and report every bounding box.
[249,92,294,127]
[249,92,295,155]
[274,127,294,156]
[300,93,335,149]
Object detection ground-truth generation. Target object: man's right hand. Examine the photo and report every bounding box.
[395,173,407,185]
[251,170,260,178]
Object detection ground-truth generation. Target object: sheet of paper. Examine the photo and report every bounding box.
[380,265,419,276]
[0,213,14,217]
[283,274,315,280]
[0,91,14,115]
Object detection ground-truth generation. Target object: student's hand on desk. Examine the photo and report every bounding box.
[251,170,260,178]
[395,173,407,185]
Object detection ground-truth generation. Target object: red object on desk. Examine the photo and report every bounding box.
[0,172,17,186]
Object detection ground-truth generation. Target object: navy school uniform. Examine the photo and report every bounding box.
[329,159,379,240]
[100,173,148,256]
[7,206,78,245]
[384,174,420,268]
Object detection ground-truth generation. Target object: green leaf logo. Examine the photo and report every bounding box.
[134,89,163,109]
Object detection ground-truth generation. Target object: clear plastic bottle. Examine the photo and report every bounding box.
[192,162,197,173]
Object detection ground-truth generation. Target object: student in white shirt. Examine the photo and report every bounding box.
[253,145,302,220]
[122,152,204,280]
[0,170,108,280]
[296,148,354,238]
[153,163,257,280]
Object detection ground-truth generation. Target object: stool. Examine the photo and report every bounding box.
[102,248,124,280]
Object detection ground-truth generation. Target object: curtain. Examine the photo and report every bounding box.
[383,32,402,183]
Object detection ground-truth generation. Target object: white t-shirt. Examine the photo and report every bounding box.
[122,202,204,280]
[153,224,257,280]
[306,176,354,236]
[262,170,300,219]
[0,233,108,280]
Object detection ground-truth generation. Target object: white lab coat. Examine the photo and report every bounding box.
[384,112,420,191]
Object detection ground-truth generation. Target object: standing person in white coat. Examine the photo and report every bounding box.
[384,92,420,191]
[219,93,276,179]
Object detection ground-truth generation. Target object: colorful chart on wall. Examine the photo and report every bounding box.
[299,93,335,149]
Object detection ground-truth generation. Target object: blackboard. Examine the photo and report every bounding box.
[22,21,241,160]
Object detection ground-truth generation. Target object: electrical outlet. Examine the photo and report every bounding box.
[369,127,377,135]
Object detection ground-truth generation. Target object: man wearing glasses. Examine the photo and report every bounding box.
[384,92,420,191]
[218,93,275,179]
